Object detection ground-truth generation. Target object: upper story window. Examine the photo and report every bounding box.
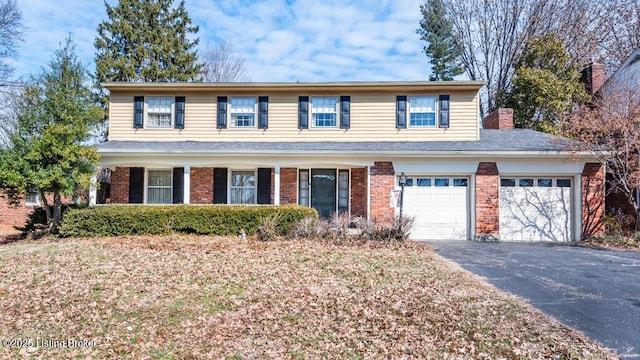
[311,96,337,127]
[409,96,437,127]
[230,97,256,127]
[147,96,174,128]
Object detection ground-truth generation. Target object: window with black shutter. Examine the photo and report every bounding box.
[217,97,227,129]
[298,96,308,129]
[396,95,406,129]
[340,96,350,129]
[133,96,144,129]
[257,168,272,204]
[174,96,185,129]
[172,167,184,204]
[129,167,144,203]
[213,168,228,204]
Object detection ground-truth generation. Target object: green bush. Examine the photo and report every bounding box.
[58,205,318,238]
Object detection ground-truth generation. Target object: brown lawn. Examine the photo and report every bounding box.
[0,236,617,359]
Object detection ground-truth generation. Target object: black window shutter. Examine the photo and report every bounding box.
[129,167,144,203]
[257,168,272,204]
[217,96,227,129]
[340,96,350,129]
[213,168,228,204]
[298,96,308,129]
[172,167,184,204]
[439,94,450,128]
[133,96,144,129]
[175,96,185,129]
[258,96,268,129]
[396,95,407,129]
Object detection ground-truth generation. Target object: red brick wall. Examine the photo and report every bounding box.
[369,161,394,221]
[0,195,35,231]
[190,167,213,204]
[280,168,297,205]
[350,167,367,218]
[483,108,514,129]
[582,162,605,236]
[475,162,500,238]
[110,167,129,204]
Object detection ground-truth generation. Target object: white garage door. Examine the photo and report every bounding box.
[499,177,572,241]
[398,177,469,240]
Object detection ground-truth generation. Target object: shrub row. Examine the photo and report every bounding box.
[58,205,318,238]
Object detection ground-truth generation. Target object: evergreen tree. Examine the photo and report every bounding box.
[94,0,202,83]
[502,33,589,133]
[0,38,103,232]
[416,0,463,81]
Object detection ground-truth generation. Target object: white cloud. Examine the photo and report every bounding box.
[11,0,429,82]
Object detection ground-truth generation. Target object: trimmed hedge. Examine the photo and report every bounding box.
[58,205,318,238]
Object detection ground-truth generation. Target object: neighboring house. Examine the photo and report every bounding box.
[582,49,640,224]
[96,81,604,242]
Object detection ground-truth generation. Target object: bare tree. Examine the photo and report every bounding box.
[597,0,640,69]
[441,0,603,117]
[563,87,640,228]
[199,41,250,82]
[0,0,24,86]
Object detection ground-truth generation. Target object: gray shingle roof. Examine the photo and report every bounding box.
[97,129,573,154]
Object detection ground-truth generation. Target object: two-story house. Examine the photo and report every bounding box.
[97,81,605,242]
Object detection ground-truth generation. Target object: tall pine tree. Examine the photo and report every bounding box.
[416,0,463,81]
[94,0,202,82]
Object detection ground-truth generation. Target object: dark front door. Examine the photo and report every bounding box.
[311,169,336,218]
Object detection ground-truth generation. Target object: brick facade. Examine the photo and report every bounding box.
[0,195,36,232]
[369,161,395,221]
[190,167,213,204]
[280,167,297,205]
[350,167,367,218]
[582,162,605,237]
[475,162,500,240]
[110,167,129,204]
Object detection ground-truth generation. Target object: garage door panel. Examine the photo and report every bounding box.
[500,183,572,242]
[399,178,468,241]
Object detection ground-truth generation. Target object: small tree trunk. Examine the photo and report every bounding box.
[41,192,52,228]
[52,192,62,234]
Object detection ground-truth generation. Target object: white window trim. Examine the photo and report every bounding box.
[25,192,40,206]
[145,96,174,128]
[229,169,257,205]
[145,168,173,204]
[310,96,339,129]
[408,95,438,128]
[229,96,257,128]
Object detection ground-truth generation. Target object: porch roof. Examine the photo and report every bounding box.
[98,129,579,156]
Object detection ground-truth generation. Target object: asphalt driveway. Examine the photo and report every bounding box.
[427,241,640,359]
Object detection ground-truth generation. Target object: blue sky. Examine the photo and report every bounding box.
[10,0,429,82]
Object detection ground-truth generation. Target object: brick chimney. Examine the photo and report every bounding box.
[581,62,605,96]
[483,108,514,129]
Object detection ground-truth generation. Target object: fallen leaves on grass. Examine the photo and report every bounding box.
[0,236,618,359]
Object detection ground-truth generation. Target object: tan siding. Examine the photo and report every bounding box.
[108,90,480,142]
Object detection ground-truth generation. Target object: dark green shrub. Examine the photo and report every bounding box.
[58,205,318,238]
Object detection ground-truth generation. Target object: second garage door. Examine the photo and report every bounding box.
[499,177,573,241]
[399,177,469,240]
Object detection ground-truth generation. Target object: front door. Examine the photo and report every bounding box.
[311,169,337,218]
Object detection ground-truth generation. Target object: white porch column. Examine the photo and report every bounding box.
[274,166,281,205]
[89,174,97,207]
[183,166,190,204]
